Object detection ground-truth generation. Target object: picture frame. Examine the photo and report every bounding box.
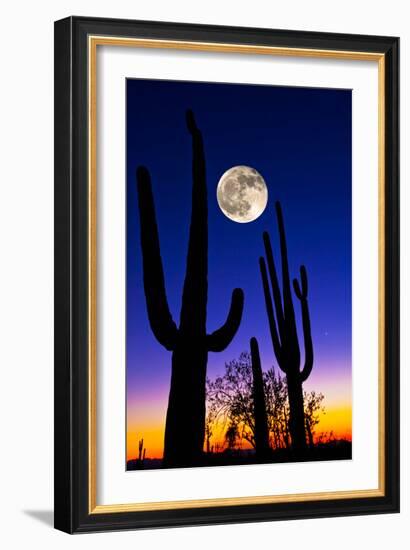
[54,16,399,533]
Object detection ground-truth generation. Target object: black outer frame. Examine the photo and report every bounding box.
[54,16,400,534]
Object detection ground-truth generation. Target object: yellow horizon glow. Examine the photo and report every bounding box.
[126,404,352,461]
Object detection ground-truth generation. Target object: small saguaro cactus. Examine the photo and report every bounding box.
[138,438,144,461]
[136,110,244,468]
[259,202,313,452]
[250,337,270,459]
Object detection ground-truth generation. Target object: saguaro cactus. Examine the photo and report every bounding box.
[136,110,244,468]
[259,202,313,452]
[138,438,144,461]
[250,337,270,459]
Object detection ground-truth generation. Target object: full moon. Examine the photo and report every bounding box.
[216,166,268,223]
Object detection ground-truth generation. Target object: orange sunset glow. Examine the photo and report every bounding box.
[127,403,352,462]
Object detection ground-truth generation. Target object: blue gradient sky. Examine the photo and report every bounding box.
[126,79,352,457]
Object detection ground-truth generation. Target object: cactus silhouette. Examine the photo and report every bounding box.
[138,438,144,461]
[259,202,313,451]
[136,110,244,468]
[250,337,270,459]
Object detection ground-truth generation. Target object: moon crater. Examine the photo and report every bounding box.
[216,166,268,223]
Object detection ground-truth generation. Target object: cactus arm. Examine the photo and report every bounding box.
[206,288,244,352]
[186,109,205,186]
[136,166,178,351]
[293,266,313,382]
[262,231,285,334]
[293,264,308,299]
[275,202,297,326]
[259,257,284,369]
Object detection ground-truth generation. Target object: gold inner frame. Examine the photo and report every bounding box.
[88,35,386,514]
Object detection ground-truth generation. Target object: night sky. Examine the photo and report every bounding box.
[126,79,352,459]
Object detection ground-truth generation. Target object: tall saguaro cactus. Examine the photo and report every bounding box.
[136,110,244,468]
[259,202,313,452]
[250,337,270,459]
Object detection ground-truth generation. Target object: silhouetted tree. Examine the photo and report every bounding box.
[205,404,216,454]
[264,369,291,449]
[225,423,239,450]
[259,202,313,451]
[207,352,256,448]
[304,391,325,447]
[206,351,324,452]
[136,111,244,467]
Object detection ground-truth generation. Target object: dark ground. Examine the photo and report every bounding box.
[127,439,352,471]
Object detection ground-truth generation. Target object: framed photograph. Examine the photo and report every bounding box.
[54,16,399,533]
